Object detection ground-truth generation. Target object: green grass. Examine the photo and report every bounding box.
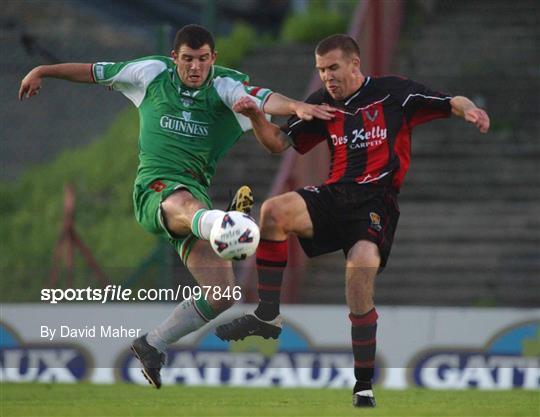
[1,383,538,417]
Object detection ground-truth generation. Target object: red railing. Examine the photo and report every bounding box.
[50,184,109,288]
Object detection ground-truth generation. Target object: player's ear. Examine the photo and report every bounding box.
[351,55,361,70]
[211,50,217,64]
[171,50,178,60]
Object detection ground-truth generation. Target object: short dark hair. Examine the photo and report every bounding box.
[173,24,215,52]
[316,34,360,58]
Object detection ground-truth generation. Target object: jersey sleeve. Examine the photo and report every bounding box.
[213,76,273,132]
[280,90,327,155]
[92,58,168,107]
[384,76,452,128]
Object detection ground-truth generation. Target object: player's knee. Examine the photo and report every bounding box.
[161,191,201,220]
[260,199,286,231]
[347,240,381,269]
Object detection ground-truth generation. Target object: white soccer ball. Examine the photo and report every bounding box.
[210,211,260,260]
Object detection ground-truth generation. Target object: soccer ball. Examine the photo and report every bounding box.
[210,211,260,260]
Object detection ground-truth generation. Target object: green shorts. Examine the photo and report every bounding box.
[133,178,213,264]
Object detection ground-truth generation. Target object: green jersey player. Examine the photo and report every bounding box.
[19,24,335,388]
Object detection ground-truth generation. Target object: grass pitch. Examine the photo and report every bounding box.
[1,383,538,417]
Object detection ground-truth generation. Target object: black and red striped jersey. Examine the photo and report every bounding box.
[282,76,452,190]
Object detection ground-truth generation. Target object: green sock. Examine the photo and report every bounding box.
[194,297,217,320]
[190,209,207,239]
[190,209,225,240]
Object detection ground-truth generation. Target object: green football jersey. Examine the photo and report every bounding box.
[92,56,272,188]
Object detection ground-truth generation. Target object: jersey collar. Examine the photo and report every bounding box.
[171,65,215,94]
[343,76,371,106]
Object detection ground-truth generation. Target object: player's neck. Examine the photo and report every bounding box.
[342,73,366,101]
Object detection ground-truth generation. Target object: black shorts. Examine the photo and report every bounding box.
[296,183,400,269]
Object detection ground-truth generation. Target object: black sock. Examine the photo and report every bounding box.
[254,239,287,320]
[254,301,280,321]
[353,380,373,392]
[350,308,378,388]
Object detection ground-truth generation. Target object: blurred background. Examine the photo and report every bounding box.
[1,0,539,309]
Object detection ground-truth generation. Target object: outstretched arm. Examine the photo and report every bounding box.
[19,63,94,100]
[263,92,335,121]
[234,96,291,154]
[450,96,490,133]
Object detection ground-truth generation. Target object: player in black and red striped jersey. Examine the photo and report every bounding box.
[216,34,490,407]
